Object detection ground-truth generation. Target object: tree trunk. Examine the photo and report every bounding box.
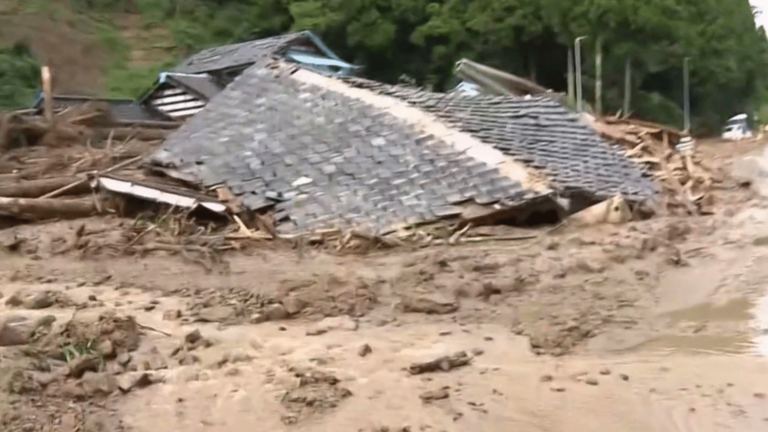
[0,197,99,221]
[623,57,632,116]
[567,47,575,105]
[595,34,603,115]
[0,177,91,198]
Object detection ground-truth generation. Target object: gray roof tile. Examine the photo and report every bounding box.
[172,33,306,74]
[150,65,548,234]
[334,76,656,201]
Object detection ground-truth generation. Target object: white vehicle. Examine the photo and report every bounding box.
[722,113,753,141]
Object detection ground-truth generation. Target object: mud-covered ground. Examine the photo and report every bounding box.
[3,140,768,431]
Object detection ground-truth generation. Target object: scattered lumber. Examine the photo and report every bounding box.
[589,115,715,215]
[0,176,91,198]
[0,197,100,221]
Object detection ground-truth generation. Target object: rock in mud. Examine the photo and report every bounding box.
[419,387,450,402]
[0,316,34,347]
[249,313,267,324]
[163,309,182,321]
[585,377,599,386]
[470,347,485,356]
[281,369,353,423]
[184,329,203,345]
[116,352,132,367]
[550,384,566,392]
[178,352,201,366]
[599,367,611,376]
[540,374,554,383]
[82,412,117,432]
[138,349,168,371]
[96,339,115,358]
[196,305,236,323]
[68,355,101,378]
[306,316,359,336]
[80,372,118,396]
[400,293,459,315]
[619,373,629,381]
[264,303,290,321]
[282,297,308,315]
[4,291,25,307]
[24,291,55,310]
[31,370,64,387]
[116,372,160,393]
[358,343,372,357]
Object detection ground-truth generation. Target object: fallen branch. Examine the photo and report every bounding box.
[408,351,472,375]
[136,322,172,337]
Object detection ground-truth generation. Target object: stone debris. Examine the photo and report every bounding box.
[358,343,372,357]
[419,387,450,402]
[408,351,472,375]
[0,316,34,347]
[306,316,359,336]
[400,293,459,315]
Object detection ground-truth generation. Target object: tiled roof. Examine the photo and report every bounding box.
[172,33,308,74]
[335,76,656,201]
[150,64,549,234]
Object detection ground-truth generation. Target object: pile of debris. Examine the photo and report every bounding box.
[589,116,718,215]
[0,104,178,226]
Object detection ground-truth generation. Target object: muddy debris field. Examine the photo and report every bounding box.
[2,107,768,431]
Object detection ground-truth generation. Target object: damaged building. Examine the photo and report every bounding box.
[32,31,360,123]
[127,58,656,235]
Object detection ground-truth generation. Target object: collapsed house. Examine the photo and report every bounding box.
[114,59,657,235]
[31,31,360,123]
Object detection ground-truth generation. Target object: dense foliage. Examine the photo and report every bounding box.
[136,0,768,131]
[4,0,768,133]
[0,43,40,110]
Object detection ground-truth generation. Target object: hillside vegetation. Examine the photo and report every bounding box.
[1,0,766,134]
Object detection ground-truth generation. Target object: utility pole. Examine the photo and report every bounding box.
[575,36,588,112]
[683,57,691,133]
[623,57,631,116]
[567,46,575,105]
[595,34,603,115]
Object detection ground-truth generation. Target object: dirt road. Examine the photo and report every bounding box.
[3,142,768,431]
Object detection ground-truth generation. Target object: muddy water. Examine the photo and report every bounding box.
[636,295,768,356]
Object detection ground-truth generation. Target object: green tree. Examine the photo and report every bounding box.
[0,42,40,110]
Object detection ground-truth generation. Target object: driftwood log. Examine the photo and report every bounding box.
[0,177,91,198]
[407,351,472,375]
[0,197,100,221]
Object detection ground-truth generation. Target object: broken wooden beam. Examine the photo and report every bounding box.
[408,351,472,375]
[0,197,100,221]
[0,176,91,198]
